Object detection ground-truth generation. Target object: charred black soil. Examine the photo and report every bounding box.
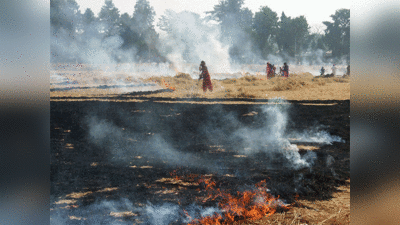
[50,98,349,224]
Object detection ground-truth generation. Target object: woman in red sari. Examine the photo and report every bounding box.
[199,61,213,92]
[282,62,289,78]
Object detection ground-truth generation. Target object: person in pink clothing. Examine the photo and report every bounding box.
[282,62,289,78]
[199,61,213,92]
[266,62,274,79]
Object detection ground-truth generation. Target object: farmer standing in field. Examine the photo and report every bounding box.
[332,64,336,76]
[199,61,213,92]
[266,62,273,79]
[272,64,276,76]
[282,62,289,78]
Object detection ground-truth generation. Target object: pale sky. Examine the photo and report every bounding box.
[76,0,351,33]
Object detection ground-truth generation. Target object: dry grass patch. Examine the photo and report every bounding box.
[269,77,313,91]
[224,87,257,98]
[311,78,327,86]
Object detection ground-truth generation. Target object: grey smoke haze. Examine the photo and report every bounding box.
[50,197,222,225]
[287,128,345,144]
[198,98,343,170]
[230,98,316,169]
[157,10,233,74]
[86,98,342,171]
[51,5,349,88]
[86,115,214,170]
[144,203,180,224]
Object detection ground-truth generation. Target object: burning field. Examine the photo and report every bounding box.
[50,64,349,224]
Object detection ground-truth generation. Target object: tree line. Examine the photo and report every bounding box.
[51,0,350,64]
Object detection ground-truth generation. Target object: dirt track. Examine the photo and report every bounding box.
[50,92,349,224]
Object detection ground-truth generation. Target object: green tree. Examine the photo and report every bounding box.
[277,13,309,58]
[82,8,96,25]
[132,0,159,60]
[98,0,120,37]
[323,9,350,59]
[51,0,82,63]
[277,12,291,55]
[208,0,244,40]
[51,0,80,33]
[119,13,139,50]
[304,32,326,51]
[252,6,278,58]
[120,13,131,26]
[78,8,100,45]
[132,0,156,32]
[207,0,257,62]
[80,8,97,34]
[291,16,309,55]
[208,0,244,23]
[238,7,253,31]
[157,10,174,33]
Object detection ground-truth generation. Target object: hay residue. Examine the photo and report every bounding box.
[53,71,350,101]
[175,72,192,80]
[270,77,312,91]
[138,73,350,100]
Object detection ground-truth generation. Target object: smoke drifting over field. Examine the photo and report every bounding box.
[51,2,349,89]
[52,96,345,223]
[86,98,342,171]
[50,197,223,224]
[157,11,234,74]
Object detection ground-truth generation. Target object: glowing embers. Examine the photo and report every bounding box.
[189,179,289,224]
[161,78,176,91]
[158,170,289,224]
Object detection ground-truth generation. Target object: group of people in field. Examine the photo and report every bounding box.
[266,62,289,79]
[198,60,291,93]
[197,60,350,93]
[320,64,350,76]
[320,65,336,76]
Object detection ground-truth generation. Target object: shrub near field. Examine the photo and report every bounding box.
[141,73,350,100]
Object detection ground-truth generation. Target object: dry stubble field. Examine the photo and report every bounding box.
[51,69,350,224]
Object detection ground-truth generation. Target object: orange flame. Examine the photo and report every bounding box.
[161,79,176,91]
[167,171,288,224]
[188,179,288,225]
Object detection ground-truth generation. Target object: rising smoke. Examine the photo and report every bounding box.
[51,2,348,88]
[50,197,222,225]
[52,98,344,224]
[157,10,234,75]
[85,98,342,171]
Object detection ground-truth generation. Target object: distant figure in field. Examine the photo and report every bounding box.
[279,67,283,76]
[332,64,336,76]
[272,64,276,76]
[199,61,213,92]
[282,62,289,78]
[266,62,274,79]
[320,67,325,75]
[347,65,350,76]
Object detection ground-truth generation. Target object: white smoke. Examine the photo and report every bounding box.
[86,98,344,171]
[50,197,222,225]
[287,127,345,144]
[157,10,233,75]
[51,12,167,93]
[230,98,344,170]
[51,3,350,84]
[231,98,314,169]
[86,115,214,170]
[144,203,180,224]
